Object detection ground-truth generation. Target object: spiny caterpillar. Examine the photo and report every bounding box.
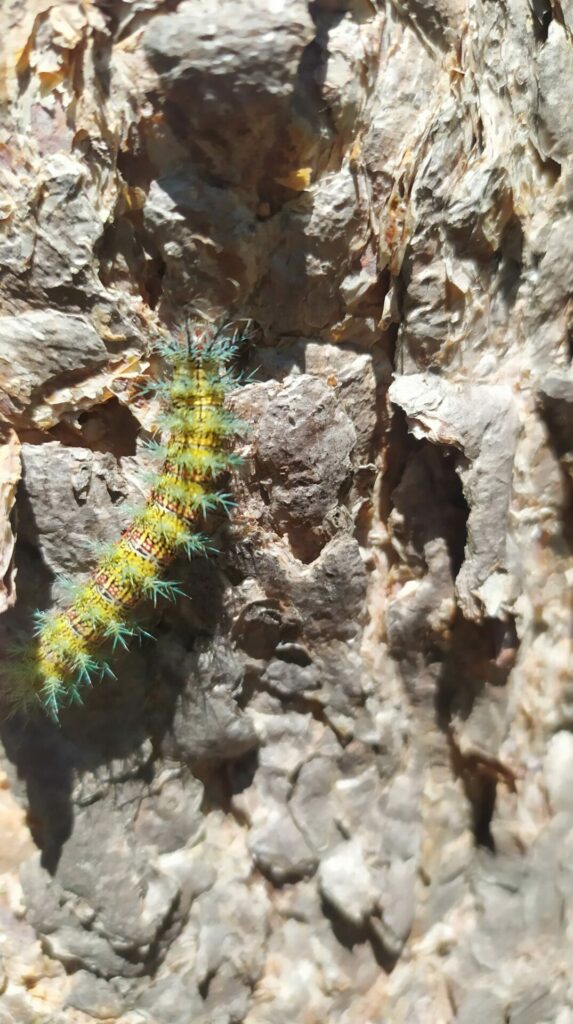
[9,319,249,720]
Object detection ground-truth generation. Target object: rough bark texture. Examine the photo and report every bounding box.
[0,1,572,1022]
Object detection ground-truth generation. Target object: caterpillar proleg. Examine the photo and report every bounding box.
[8,319,250,720]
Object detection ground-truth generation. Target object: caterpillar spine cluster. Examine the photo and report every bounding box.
[10,320,248,720]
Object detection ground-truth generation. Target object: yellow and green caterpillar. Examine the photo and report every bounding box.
[10,319,248,720]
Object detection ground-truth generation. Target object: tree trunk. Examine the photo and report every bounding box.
[0,0,572,1021]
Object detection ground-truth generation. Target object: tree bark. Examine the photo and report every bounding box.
[0,1,572,1021]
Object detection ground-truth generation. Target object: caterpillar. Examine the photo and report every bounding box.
[8,319,248,721]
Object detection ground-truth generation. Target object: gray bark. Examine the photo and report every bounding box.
[0,1,572,1021]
